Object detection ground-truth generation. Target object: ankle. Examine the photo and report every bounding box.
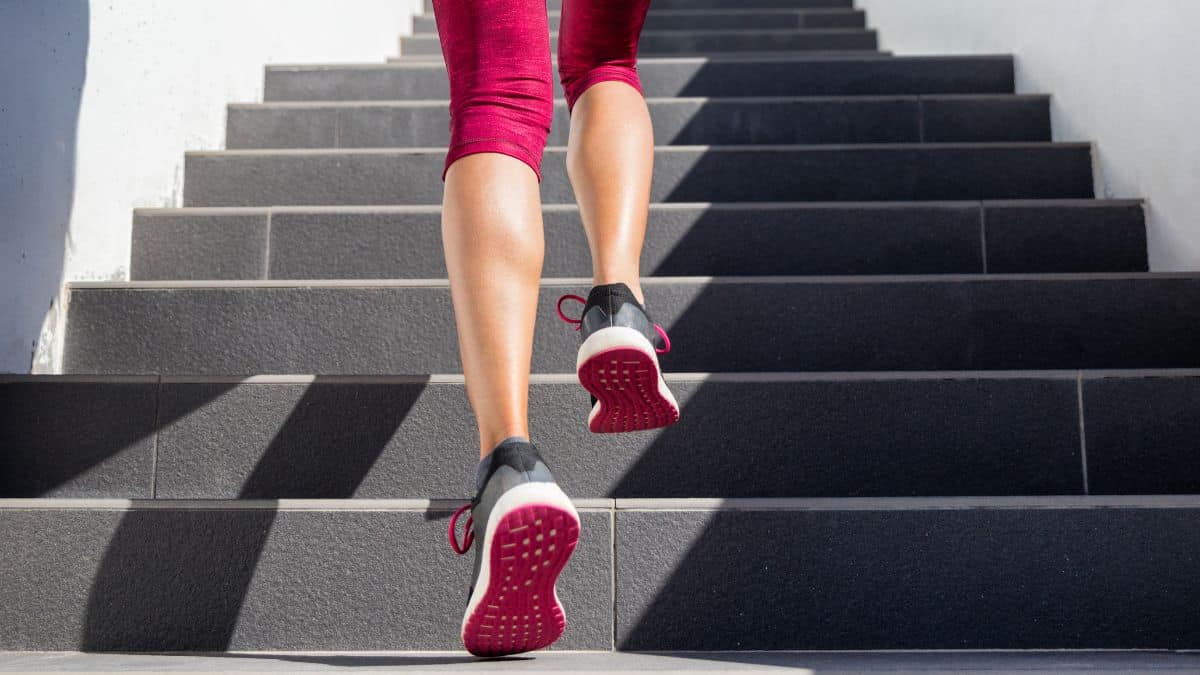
[478,432,530,459]
[591,277,644,305]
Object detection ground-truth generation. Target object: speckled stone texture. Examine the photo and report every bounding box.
[615,505,1200,650]
[263,55,1013,102]
[64,276,1200,374]
[0,506,611,651]
[148,377,1085,499]
[227,96,1049,149]
[411,9,870,33]
[401,29,880,57]
[131,202,1147,281]
[182,144,1092,207]
[0,380,157,497]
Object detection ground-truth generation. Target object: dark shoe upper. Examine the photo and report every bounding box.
[576,282,667,352]
[452,436,557,605]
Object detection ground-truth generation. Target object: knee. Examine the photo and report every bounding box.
[557,57,642,114]
[445,75,555,181]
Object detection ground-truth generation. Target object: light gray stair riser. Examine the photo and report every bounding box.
[426,0,854,9]
[129,202,1147,281]
[182,145,1093,207]
[412,9,868,33]
[262,56,1014,101]
[15,372,1155,499]
[0,504,611,651]
[226,96,1052,149]
[399,29,879,56]
[61,276,1200,374]
[410,9,869,32]
[4,499,1200,650]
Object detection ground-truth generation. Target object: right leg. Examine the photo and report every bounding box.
[432,0,582,658]
[432,0,554,458]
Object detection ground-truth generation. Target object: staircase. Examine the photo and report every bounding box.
[4,0,1200,657]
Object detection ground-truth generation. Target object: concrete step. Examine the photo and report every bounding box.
[6,651,1200,674]
[10,369,1200,500]
[226,95,1052,149]
[129,201,1146,281]
[182,144,1093,207]
[399,29,879,57]
[411,8,869,33]
[61,274,1200,374]
[425,0,854,10]
[263,55,1014,101]
[3,496,1199,651]
[388,49,890,64]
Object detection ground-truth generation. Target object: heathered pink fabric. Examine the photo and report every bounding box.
[431,0,650,182]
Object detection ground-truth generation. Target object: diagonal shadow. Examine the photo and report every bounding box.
[0,379,240,497]
[80,378,426,650]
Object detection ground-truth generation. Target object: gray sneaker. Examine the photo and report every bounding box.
[448,436,581,657]
[556,282,680,433]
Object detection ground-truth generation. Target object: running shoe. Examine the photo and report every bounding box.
[556,282,680,433]
[448,436,581,657]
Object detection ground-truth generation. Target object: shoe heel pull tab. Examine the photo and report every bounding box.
[654,324,672,354]
[449,502,475,554]
[556,294,586,331]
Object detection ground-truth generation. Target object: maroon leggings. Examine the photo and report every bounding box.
[430,0,651,182]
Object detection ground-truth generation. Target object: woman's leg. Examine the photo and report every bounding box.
[558,0,654,305]
[554,0,679,435]
[432,0,554,458]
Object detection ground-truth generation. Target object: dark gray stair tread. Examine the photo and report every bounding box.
[388,49,890,63]
[263,55,1014,101]
[400,29,879,56]
[0,377,159,498]
[614,497,1200,650]
[226,95,1051,149]
[12,370,1159,499]
[61,274,1200,374]
[182,144,1093,207]
[4,496,1200,651]
[411,8,869,32]
[1083,373,1200,495]
[0,499,612,651]
[129,201,1146,281]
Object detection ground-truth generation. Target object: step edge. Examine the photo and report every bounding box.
[65,271,1200,291]
[264,53,1014,70]
[227,93,1052,109]
[11,369,1200,386]
[131,199,1142,217]
[185,141,1091,157]
[11,368,1200,386]
[5,495,1200,511]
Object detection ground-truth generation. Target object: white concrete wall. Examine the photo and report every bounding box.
[858,0,1200,273]
[1,0,422,373]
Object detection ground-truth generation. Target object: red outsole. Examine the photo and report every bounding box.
[461,503,581,657]
[578,346,681,434]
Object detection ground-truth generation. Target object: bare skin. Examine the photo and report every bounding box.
[441,81,654,458]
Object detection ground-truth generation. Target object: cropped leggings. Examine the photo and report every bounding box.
[430,0,651,182]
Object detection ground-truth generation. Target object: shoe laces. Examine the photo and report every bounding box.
[555,293,672,355]
[448,501,475,554]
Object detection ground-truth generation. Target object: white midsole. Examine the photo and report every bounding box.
[577,326,679,426]
[460,481,581,638]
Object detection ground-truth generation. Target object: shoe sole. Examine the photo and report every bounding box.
[461,482,581,657]
[577,326,681,434]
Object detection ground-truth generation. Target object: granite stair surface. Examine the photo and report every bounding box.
[3,0,1199,659]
